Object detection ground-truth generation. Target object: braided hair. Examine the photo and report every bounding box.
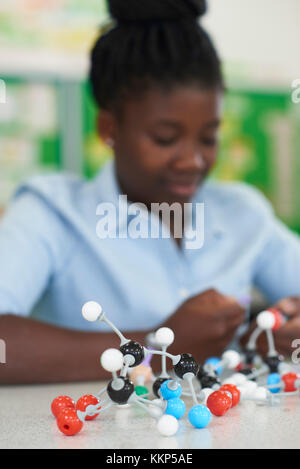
[90,0,224,113]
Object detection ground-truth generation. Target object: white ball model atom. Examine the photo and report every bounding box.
[82,301,103,322]
[156,414,179,437]
[239,380,258,399]
[253,386,268,401]
[256,310,275,330]
[199,387,214,404]
[222,350,241,369]
[225,373,247,386]
[155,327,175,347]
[100,348,124,372]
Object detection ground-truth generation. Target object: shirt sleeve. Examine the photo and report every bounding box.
[0,190,72,316]
[253,210,300,303]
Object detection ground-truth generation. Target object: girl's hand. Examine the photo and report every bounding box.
[240,296,300,358]
[160,288,245,363]
[272,296,300,357]
[273,297,300,317]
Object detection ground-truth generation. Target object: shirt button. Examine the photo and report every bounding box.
[179,288,189,300]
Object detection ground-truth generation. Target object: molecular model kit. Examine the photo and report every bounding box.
[51,302,300,438]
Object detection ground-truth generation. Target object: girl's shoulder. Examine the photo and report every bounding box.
[198,179,274,216]
[14,171,84,204]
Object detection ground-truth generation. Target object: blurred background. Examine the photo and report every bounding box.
[0,0,300,237]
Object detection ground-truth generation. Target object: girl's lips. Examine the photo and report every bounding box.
[165,181,198,197]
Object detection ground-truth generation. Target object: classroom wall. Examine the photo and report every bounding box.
[203,0,300,86]
[0,0,299,231]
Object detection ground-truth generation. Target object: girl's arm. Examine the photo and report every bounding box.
[0,314,150,384]
[0,288,246,384]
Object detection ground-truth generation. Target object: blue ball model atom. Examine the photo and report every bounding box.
[204,357,223,376]
[165,397,186,419]
[188,405,212,428]
[267,373,281,393]
[160,379,182,400]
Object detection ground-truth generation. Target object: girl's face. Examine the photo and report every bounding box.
[99,85,223,206]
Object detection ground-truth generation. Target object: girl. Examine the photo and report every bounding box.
[0,0,300,384]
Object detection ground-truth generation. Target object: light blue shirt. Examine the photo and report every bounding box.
[0,159,300,333]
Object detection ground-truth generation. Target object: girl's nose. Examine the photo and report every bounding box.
[171,150,206,172]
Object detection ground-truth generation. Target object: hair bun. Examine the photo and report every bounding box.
[108,0,207,22]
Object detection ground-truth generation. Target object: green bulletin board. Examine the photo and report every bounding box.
[214,90,300,233]
[0,77,61,210]
[81,81,113,179]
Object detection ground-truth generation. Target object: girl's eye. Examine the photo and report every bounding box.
[202,137,218,146]
[152,136,177,146]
